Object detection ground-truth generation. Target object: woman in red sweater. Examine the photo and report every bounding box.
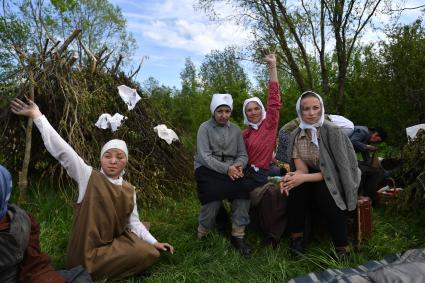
[242,51,287,247]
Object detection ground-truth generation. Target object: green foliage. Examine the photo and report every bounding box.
[390,130,425,211]
[0,0,136,80]
[145,51,252,152]
[0,14,30,81]
[200,47,251,123]
[50,0,78,13]
[345,20,425,146]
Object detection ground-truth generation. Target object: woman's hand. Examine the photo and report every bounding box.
[263,50,276,67]
[10,97,42,119]
[262,49,278,81]
[228,164,244,181]
[154,242,175,254]
[280,172,305,194]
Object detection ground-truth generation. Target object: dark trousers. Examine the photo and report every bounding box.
[288,181,348,247]
[358,161,384,204]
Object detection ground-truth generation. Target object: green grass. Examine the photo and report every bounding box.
[15,183,425,283]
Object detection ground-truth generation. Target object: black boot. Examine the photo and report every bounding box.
[334,247,351,261]
[289,237,305,256]
[231,236,251,257]
[261,236,279,249]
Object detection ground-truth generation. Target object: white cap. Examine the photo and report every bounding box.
[100,139,128,159]
[210,93,233,114]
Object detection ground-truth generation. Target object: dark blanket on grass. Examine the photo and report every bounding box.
[287,248,425,283]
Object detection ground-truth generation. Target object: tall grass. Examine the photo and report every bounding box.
[15,182,425,283]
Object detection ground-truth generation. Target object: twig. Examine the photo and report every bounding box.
[78,37,97,73]
[129,56,147,79]
[58,28,82,56]
[111,54,123,74]
[389,5,425,12]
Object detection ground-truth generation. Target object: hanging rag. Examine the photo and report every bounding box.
[95,113,127,132]
[117,85,141,110]
[153,124,179,145]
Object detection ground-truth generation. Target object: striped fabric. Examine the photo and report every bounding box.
[287,248,425,283]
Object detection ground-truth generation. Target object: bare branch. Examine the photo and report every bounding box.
[389,4,425,12]
[111,54,123,74]
[58,29,82,56]
[78,37,97,73]
[129,56,148,80]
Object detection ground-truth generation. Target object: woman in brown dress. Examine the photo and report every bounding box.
[11,98,174,280]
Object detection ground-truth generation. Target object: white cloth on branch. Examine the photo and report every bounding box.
[118,85,141,110]
[154,124,179,145]
[95,113,127,132]
[406,124,425,140]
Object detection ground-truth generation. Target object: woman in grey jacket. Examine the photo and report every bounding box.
[280,91,360,257]
[194,93,256,257]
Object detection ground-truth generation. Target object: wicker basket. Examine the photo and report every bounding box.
[377,178,401,205]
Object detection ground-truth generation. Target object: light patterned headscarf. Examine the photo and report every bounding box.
[243,97,267,130]
[295,91,325,147]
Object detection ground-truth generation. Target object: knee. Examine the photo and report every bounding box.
[148,245,161,261]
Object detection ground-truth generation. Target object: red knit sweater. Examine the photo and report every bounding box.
[242,81,281,170]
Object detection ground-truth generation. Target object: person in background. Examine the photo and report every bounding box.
[280,91,360,257]
[349,126,386,163]
[349,126,388,204]
[241,50,286,247]
[10,98,174,281]
[0,164,66,283]
[194,93,255,257]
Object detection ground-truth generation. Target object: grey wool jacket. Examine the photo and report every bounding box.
[287,120,361,211]
[194,117,248,174]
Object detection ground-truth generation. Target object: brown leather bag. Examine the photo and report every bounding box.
[348,196,373,248]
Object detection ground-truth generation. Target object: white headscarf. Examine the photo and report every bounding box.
[210,93,233,114]
[243,97,267,130]
[296,91,325,147]
[100,139,128,177]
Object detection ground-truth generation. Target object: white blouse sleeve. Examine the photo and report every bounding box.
[128,193,158,245]
[33,115,92,203]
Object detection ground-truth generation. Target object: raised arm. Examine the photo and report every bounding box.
[10,98,91,203]
[264,50,278,82]
[263,51,281,130]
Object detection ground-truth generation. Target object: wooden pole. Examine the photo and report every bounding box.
[18,57,35,204]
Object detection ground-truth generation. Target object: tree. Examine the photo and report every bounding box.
[180,57,198,97]
[0,0,136,79]
[199,47,251,122]
[198,0,396,113]
[0,0,136,202]
[345,19,425,145]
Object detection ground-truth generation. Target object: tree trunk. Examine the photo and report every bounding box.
[18,64,35,204]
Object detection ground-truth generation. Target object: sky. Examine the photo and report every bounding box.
[109,0,424,89]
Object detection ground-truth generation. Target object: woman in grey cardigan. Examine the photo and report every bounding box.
[280,91,360,257]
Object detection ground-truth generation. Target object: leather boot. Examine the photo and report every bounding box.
[289,236,305,256]
[230,236,251,257]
